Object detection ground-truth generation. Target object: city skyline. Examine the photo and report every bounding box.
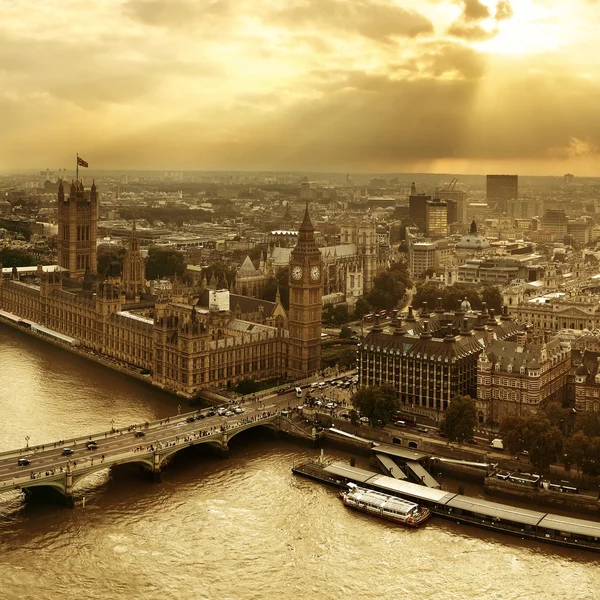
[1,0,599,176]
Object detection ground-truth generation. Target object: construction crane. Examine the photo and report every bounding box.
[446,177,458,192]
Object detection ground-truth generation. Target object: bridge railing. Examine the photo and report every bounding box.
[0,404,228,462]
[1,414,281,493]
[0,371,356,461]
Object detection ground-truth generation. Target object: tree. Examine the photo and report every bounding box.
[262,266,289,310]
[337,348,357,370]
[354,297,371,319]
[564,431,590,473]
[499,415,527,455]
[389,260,413,290]
[145,248,186,280]
[0,249,36,268]
[440,395,477,443]
[521,414,563,472]
[235,378,259,395]
[339,326,352,339]
[413,282,484,313]
[352,384,401,427]
[574,412,600,438]
[204,260,237,288]
[97,248,126,276]
[367,271,406,311]
[481,286,503,313]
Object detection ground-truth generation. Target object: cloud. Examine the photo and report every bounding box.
[448,0,514,42]
[461,0,491,21]
[272,0,434,42]
[123,0,231,29]
[495,0,513,21]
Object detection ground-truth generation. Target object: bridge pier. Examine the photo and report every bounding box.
[152,452,162,483]
[64,466,75,508]
[220,432,229,458]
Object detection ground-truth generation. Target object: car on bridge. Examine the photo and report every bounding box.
[86,441,98,450]
[61,448,74,456]
[17,457,31,466]
[135,431,145,438]
[224,410,235,417]
[234,407,244,414]
[186,416,196,423]
[206,410,216,417]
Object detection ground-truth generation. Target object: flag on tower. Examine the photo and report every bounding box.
[77,156,88,168]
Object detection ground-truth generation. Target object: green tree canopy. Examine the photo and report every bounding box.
[481,286,503,312]
[413,283,504,314]
[145,247,186,280]
[339,326,352,339]
[440,395,477,443]
[354,297,371,319]
[521,414,564,472]
[97,248,126,276]
[499,415,527,455]
[0,249,36,268]
[235,378,259,395]
[366,271,406,311]
[564,431,591,473]
[204,260,237,288]
[352,384,401,427]
[262,266,289,310]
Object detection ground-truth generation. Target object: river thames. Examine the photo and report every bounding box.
[0,324,599,600]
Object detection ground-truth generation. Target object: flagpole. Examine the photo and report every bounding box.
[76,153,79,182]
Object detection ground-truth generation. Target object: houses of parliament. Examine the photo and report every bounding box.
[0,180,323,397]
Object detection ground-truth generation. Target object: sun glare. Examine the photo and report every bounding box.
[474,0,561,55]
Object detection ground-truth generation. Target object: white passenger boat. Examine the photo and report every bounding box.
[340,483,431,528]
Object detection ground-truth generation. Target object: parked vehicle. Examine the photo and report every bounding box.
[490,438,504,450]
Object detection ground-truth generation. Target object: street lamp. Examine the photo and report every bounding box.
[177,404,181,415]
[110,419,115,433]
[25,435,30,449]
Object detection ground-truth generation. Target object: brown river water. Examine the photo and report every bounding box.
[0,324,599,600]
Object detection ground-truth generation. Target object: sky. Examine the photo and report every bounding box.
[1,0,599,176]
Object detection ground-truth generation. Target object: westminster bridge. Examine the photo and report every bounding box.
[0,394,316,507]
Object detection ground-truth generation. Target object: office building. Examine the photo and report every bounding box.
[486,175,518,213]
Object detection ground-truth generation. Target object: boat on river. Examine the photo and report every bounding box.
[340,483,431,528]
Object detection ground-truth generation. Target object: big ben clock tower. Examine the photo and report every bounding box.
[288,202,323,379]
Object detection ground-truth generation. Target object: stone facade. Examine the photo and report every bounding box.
[574,351,600,413]
[358,306,520,419]
[57,179,98,279]
[477,335,571,425]
[269,217,389,306]
[0,187,322,396]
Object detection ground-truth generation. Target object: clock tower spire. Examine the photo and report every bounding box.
[288,202,323,379]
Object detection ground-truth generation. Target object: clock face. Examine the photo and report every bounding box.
[310,266,321,281]
[292,265,303,280]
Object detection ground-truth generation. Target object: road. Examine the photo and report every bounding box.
[0,392,302,490]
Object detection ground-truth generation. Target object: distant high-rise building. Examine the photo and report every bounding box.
[409,184,430,233]
[564,174,575,185]
[426,199,448,237]
[300,177,313,200]
[541,209,568,240]
[486,175,518,213]
[438,190,467,224]
[508,197,544,219]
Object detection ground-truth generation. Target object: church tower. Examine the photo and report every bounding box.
[122,217,146,299]
[57,179,98,279]
[288,202,323,379]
